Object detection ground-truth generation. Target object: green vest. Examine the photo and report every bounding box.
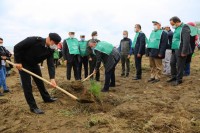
[131,32,140,48]
[94,41,114,55]
[66,38,80,55]
[172,23,200,49]
[53,50,59,59]
[147,30,163,49]
[188,25,200,36]
[171,23,184,49]
[79,41,88,56]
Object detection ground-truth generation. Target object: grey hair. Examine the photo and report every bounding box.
[88,39,97,44]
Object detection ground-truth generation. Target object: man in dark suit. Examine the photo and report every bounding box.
[62,32,80,80]
[14,33,61,114]
[87,31,100,81]
[88,40,120,92]
[167,16,192,86]
[132,24,146,80]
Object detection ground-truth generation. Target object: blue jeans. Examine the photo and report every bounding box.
[0,65,9,91]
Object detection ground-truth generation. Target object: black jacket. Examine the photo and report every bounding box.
[175,24,192,56]
[166,30,173,49]
[133,32,146,56]
[62,39,79,63]
[147,31,168,59]
[14,37,55,79]
[0,46,12,67]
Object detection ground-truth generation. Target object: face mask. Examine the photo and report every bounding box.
[91,47,95,54]
[81,38,85,41]
[172,25,177,29]
[49,44,57,50]
[134,28,137,32]
[70,35,74,38]
[93,36,98,39]
[0,44,3,46]
[123,35,127,38]
[153,26,158,31]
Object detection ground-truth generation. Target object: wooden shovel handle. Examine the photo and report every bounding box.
[6,60,78,101]
[82,65,103,82]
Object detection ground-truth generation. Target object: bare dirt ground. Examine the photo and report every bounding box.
[1,51,200,133]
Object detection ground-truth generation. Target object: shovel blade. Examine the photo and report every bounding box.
[77,99,94,103]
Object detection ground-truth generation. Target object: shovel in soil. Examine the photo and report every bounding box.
[6,60,94,103]
[70,66,104,90]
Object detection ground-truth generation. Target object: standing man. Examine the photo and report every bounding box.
[88,40,120,92]
[78,35,88,79]
[118,30,132,77]
[87,31,100,81]
[167,16,192,85]
[131,24,146,80]
[62,32,80,80]
[184,22,198,76]
[14,33,61,114]
[147,21,168,83]
[162,26,173,75]
[0,37,12,96]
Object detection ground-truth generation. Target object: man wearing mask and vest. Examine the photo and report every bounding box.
[63,32,80,80]
[118,31,132,77]
[167,16,192,85]
[87,31,100,81]
[147,21,168,83]
[162,26,173,75]
[78,35,88,79]
[88,40,120,92]
[14,33,61,114]
[131,24,146,80]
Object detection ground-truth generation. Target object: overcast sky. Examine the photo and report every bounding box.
[0,0,199,48]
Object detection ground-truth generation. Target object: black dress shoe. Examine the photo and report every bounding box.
[44,97,57,103]
[167,77,176,83]
[172,80,182,86]
[133,77,141,80]
[30,108,44,114]
[121,74,125,77]
[109,84,115,87]
[4,90,10,93]
[148,78,155,82]
[101,89,109,92]
[152,79,160,83]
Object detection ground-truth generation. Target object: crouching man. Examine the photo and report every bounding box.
[88,40,120,92]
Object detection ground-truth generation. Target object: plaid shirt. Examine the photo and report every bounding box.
[95,48,120,73]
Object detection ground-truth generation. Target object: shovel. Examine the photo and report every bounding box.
[70,65,104,91]
[81,65,103,83]
[6,60,94,103]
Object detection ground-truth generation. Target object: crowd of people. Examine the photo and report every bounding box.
[0,16,200,114]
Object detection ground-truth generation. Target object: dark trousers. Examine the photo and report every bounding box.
[54,59,58,68]
[170,52,187,81]
[89,56,100,81]
[78,56,88,79]
[134,55,142,78]
[103,67,116,91]
[19,64,51,109]
[67,58,79,80]
[121,54,130,75]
